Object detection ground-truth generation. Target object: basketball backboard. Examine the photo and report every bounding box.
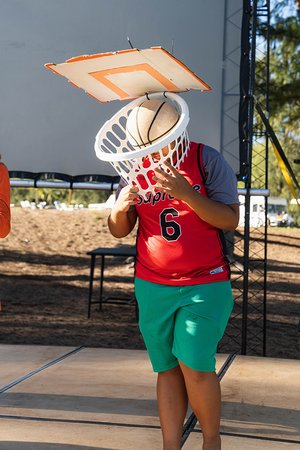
[45,46,211,103]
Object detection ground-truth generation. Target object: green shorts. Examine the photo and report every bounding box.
[134,278,234,373]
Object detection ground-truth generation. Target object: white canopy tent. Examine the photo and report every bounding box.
[0,0,244,185]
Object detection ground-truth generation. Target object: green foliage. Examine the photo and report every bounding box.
[268,17,300,122]
[253,2,300,225]
[70,189,110,206]
[11,187,110,207]
[267,11,300,202]
[10,187,38,205]
[289,203,300,226]
[270,0,300,20]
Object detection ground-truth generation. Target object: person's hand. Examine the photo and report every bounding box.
[153,161,194,201]
[114,184,139,213]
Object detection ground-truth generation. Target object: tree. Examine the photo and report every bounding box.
[253,1,300,223]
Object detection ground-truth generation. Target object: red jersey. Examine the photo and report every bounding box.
[135,142,230,285]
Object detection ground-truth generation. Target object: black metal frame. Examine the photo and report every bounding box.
[86,246,137,319]
[219,0,270,357]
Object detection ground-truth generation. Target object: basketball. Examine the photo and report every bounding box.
[126,99,179,148]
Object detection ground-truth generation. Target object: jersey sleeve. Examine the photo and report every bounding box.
[115,177,127,200]
[0,163,11,238]
[115,177,136,212]
[202,145,239,204]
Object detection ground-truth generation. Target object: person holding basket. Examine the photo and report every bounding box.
[108,95,239,450]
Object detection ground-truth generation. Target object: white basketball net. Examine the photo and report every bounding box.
[95,92,190,197]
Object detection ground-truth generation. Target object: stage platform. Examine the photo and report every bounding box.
[0,345,299,449]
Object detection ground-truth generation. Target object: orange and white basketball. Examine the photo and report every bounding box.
[126,99,179,148]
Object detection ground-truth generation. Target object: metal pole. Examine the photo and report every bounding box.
[262,0,271,357]
[241,0,258,355]
[10,180,119,190]
[219,0,228,154]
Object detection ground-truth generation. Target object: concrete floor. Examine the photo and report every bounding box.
[0,345,299,449]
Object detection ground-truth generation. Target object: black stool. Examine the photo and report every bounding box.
[87,246,137,318]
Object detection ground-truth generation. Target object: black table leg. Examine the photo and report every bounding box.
[87,255,96,318]
[99,255,105,311]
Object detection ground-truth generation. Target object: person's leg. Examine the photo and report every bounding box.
[172,282,234,450]
[157,365,188,450]
[134,279,187,448]
[179,362,221,450]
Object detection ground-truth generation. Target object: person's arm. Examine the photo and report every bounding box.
[0,163,11,238]
[182,189,239,231]
[154,161,239,231]
[108,184,139,238]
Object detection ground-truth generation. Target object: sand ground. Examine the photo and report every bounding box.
[0,208,299,360]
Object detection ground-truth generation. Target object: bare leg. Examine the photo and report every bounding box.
[157,365,188,450]
[179,361,221,450]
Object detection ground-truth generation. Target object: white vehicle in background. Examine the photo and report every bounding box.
[239,196,294,227]
[267,197,294,226]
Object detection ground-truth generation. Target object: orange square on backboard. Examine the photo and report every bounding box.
[45,46,211,103]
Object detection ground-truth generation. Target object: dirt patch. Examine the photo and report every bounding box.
[0,208,299,359]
